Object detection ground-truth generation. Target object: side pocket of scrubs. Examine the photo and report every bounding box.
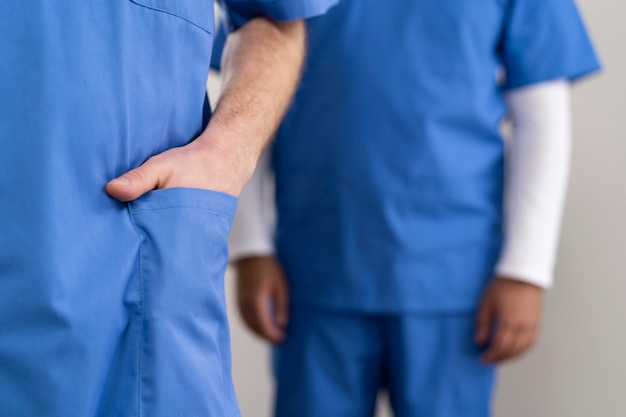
[128,188,238,417]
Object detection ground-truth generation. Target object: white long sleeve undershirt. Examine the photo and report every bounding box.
[495,80,571,288]
[228,149,277,260]
[229,79,571,289]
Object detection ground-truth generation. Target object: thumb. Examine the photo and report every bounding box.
[475,298,494,346]
[106,161,162,202]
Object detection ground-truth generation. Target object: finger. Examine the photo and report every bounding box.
[273,278,290,328]
[475,301,494,346]
[505,328,526,362]
[498,327,529,362]
[254,292,286,343]
[482,324,514,364]
[516,328,538,357]
[241,298,283,342]
[106,160,164,202]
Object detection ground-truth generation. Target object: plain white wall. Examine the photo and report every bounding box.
[210,0,626,415]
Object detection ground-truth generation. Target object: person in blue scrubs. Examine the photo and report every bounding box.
[0,1,338,416]
[227,0,602,416]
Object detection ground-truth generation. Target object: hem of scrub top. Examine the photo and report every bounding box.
[502,63,603,92]
[225,0,340,31]
[285,301,483,318]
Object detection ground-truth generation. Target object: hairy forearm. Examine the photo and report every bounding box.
[203,18,305,176]
[106,18,305,201]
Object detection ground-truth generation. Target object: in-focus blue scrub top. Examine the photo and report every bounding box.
[0,1,336,416]
[263,0,600,313]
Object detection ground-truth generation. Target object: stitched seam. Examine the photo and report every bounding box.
[129,0,213,35]
[127,206,146,417]
[130,207,234,219]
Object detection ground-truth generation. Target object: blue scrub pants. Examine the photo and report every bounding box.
[273,307,495,417]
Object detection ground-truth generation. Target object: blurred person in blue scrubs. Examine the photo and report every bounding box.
[0,0,338,416]
[228,0,601,416]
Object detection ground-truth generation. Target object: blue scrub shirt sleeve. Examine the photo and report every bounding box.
[499,0,601,91]
[218,0,338,31]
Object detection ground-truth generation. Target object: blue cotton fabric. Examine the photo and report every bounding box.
[267,0,601,313]
[0,0,336,415]
[273,308,496,417]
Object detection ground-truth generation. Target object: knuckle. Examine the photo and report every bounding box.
[143,161,164,183]
[513,323,527,333]
[125,169,145,184]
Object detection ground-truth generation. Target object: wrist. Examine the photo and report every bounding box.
[195,131,261,192]
[236,255,275,268]
[492,276,546,292]
[200,124,262,166]
[493,261,553,289]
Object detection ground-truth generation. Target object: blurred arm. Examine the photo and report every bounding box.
[229,148,276,261]
[477,79,570,363]
[228,148,288,343]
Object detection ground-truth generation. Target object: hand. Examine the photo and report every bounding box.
[236,256,289,343]
[475,277,544,364]
[105,134,255,202]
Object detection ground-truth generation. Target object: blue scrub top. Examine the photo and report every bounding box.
[263,0,600,313]
[0,1,336,416]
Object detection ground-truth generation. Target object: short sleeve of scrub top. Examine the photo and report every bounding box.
[211,0,338,70]
[499,0,601,90]
[218,0,339,30]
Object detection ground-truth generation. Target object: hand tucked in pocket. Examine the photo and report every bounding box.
[106,133,256,202]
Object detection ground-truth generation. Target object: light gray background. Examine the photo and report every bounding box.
[209,0,626,415]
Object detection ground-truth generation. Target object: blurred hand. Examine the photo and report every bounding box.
[236,256,289,343]
[105,134,254,201]
[476,277,544,364]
